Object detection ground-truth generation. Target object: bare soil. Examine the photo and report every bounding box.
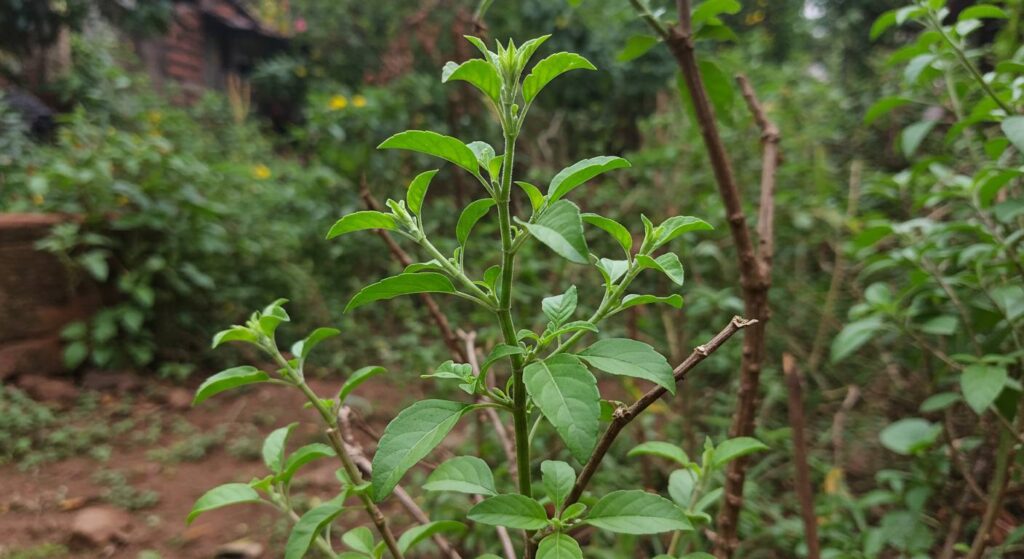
[0,375,423,559]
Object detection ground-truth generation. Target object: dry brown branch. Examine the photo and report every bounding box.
[830,385,859,468]
[562,316,756,509]
[782,354,821,559]
[626,4,779,554]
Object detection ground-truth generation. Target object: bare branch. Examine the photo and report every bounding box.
[736,74,780,274]
[783,354,820,559]
[563,316,755,509]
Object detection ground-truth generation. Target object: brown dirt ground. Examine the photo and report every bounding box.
[0,376,425,559]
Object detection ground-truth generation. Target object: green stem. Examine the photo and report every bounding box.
[549,265,643,357]
[269,348,406,559]
[417,235,496,306]
[926,8,1013,114]
[495,128,533,499]
[269,489,339,558]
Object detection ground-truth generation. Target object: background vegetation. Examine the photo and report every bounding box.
[1,0,1023,557]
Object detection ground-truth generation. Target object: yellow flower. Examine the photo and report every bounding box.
[329,95,349,110]
[116,195,130,207]
[252,164,272,180]
[352,95,367,108]
[147,110,162,126]
[32,193,45,206]
[745,10,766,25]
[823,467,844,495]
[294,65,308,78]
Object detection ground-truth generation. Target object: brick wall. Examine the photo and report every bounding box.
[0,214,100,379]
[163,3,206,101]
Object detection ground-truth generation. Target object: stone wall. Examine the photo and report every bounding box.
[0,214,99,379]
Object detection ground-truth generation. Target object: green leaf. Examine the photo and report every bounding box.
[263,423,297,474]
[280,443,335,485]
[406,170,439,216]
[467,494,550,530]
[582,213,632,257]
[327,211,397,239]
[692,0,741,28]
[467,141,497,171]
[78,250,109,281]
[712,437,768,468]
[879,418,940,455]
[212,326,259,348]
[523,355,600,462]
[579,338,675,394]
[597,258,629,284]
[638,253,685,285]
[515,181,546,213]
[864,96,912,125]
[457,199,496,245]
[959,5,1008,20]
[870,9,898,40]
[668,468,697,507]
[285,499,346,559]
[655,216,713,248]
[518,200,590,264]
[830,317,885,363]
[1001,116,1024,154]
[522,52,596,104]
[918,315,957,336]
[442,59,502,103]
[920,392,962,413]
[346,273,457,312]
[586,490,692,534]
[187,483,261,524]
[628,442,689,466]
[961,364,1008,414]
[424,456,497,496]
[257,299,290,337]
[342,526,375,554]
[542,285,578,326]
[901,120,937,157]
[617,35,659,62]
[480,344,525,374]
[619,293,684,311]
[193,366,270,406]
[372,400,470,500]
[537,533,583,559]
[64,341,88,369]
[541,460,576,512]
[292,327,341,361]
[338,365,387,403]
[397,521,467,555]
[547,156,631,204]
[379,130,480,176]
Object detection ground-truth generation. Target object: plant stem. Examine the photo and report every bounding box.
[495,128,533,499]
[926,9,1013,115]
[495,123,535,555]
[270,349,405,559]
[268,490,339,558]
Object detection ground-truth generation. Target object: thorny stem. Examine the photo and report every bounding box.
[268,346,406,559]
